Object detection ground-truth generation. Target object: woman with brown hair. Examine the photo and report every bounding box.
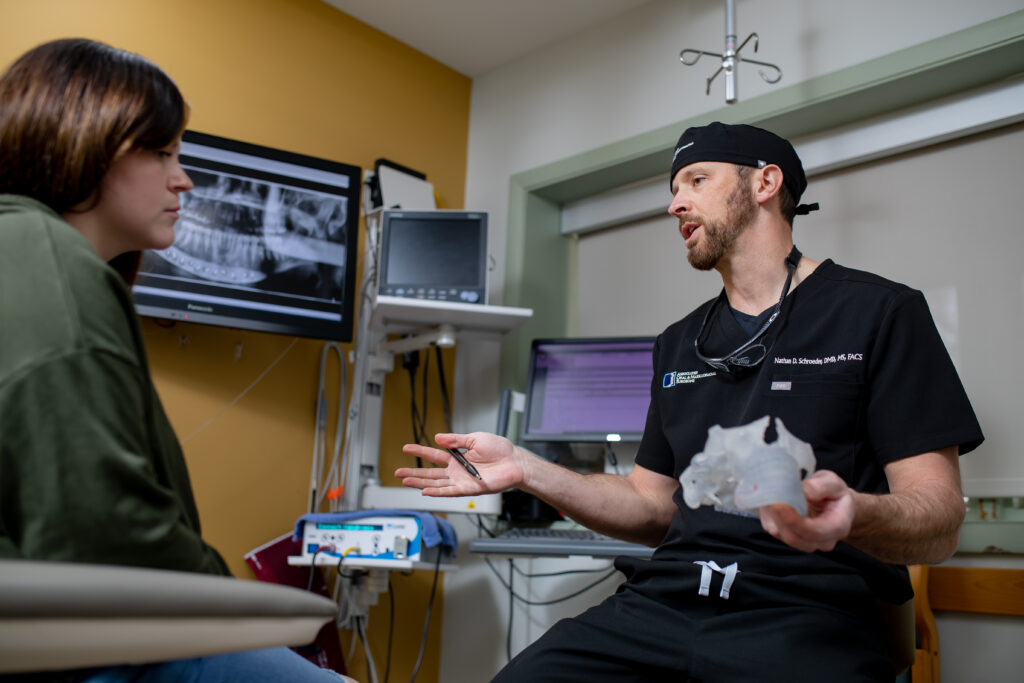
[0,38,348,682]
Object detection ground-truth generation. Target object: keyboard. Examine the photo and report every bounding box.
[468,526,654,559]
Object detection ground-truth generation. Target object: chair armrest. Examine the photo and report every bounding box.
[0,559,338,674]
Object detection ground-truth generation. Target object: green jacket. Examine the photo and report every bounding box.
[0,195,229,576]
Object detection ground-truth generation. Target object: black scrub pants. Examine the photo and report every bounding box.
[491,571,895,683]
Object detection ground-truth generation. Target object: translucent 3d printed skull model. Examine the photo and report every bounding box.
[679,416,816,516]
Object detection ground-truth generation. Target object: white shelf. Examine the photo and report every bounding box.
[287,555,456,572]
[361,483,502,515]
[370,295,532,339]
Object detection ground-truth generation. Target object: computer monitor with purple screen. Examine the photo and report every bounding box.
[520,337,656,443]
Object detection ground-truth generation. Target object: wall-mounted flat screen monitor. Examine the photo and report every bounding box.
[131,130,361,341]
[521,337,656,443]
[377,209,487,305]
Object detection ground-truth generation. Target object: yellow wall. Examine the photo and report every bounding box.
[0,1,471,681]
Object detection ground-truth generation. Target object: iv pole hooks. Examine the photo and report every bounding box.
[678,0,782,104]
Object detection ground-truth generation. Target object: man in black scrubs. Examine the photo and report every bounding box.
[398,122,983,682]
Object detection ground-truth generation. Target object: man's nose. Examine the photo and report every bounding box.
[668,191,691,216]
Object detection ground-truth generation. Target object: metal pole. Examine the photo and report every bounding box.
[723,0,737,104]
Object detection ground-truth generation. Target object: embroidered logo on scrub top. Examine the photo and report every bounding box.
[772,353,864,366]
[662,370,715,388]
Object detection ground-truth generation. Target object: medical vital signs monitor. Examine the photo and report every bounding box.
[377,209,488,305]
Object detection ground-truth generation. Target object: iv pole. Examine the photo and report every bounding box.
[679,0,782,104]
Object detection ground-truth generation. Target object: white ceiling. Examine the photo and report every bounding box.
[323,0,657,78]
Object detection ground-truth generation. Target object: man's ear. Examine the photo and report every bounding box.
[753,164,784,207]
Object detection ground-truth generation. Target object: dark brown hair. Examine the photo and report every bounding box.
[0,38,188,214]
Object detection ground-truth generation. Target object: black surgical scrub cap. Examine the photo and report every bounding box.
[669,122,819,215]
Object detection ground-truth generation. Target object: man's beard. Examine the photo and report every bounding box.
[686,176,758,271]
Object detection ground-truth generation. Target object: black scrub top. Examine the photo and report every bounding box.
[630,260,983,605]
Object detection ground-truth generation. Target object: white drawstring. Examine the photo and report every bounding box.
[694,560,740,599]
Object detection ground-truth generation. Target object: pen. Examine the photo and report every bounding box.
[445,447,484,481]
